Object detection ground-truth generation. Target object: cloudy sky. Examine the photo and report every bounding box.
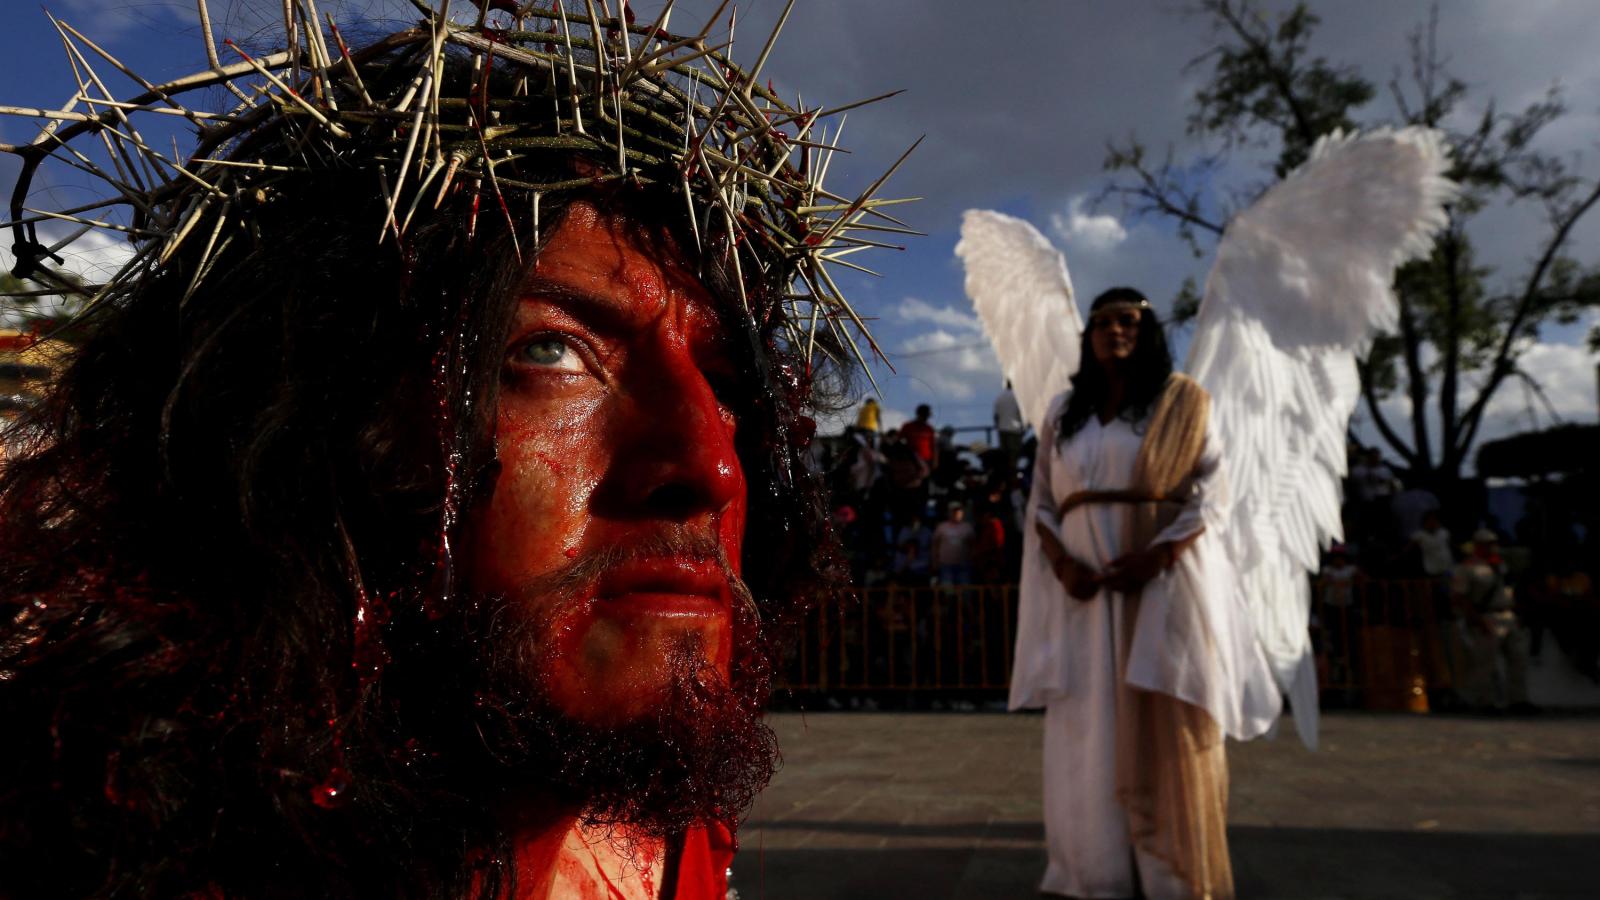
[2,0,1596,469]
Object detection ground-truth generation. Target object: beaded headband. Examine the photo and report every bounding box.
[1086,298,1151,321]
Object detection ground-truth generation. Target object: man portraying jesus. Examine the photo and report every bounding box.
[0,4,903,897]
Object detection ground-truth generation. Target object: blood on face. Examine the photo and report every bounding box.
[464,201,747,725]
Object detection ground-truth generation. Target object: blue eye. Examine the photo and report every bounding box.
[516,336,585,372]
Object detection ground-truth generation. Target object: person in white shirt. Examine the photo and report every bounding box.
[1410,510,1454,578]
[993,379,1025,472]
[930,503,977,586]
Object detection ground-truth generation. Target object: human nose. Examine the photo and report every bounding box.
[612,353,743,520]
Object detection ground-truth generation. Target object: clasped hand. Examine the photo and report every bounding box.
[1100,546,1166,594]
[1049,550,1102,600]
[1035,521,1166,600]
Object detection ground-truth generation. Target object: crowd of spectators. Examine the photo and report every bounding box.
[818,390,1033,591]
[813,393,1598,712]
[1317,443,1598,712]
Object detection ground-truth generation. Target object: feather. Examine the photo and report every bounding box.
[1188,126,1457,748]
[954,209,1082,430]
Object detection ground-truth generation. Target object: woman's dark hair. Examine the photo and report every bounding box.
[1055,286,1174,441]
[0,52,843,900]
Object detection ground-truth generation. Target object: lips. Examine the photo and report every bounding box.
[592,556,729,613]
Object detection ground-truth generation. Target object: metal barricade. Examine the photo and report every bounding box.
[778,579,1453,710]
[782,584,1017,694]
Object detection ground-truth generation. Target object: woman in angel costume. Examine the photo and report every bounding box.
[958,128,1456,899]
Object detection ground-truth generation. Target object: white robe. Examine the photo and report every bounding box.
[1010,392,1279,898]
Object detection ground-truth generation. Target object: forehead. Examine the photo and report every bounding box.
[524,201,721,333]
[1089,303,1144,318]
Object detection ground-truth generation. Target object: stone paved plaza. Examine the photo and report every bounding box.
[729,711,1600,899]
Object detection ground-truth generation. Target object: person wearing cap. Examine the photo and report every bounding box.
[931,502,977,587]
[1449,529,1535,712]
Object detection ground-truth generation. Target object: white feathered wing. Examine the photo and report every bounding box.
[955,210,1080,716]
[953,209,1081,430]
[1187,126,1456,748]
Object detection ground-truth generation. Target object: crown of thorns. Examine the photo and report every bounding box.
[1,0,916,377]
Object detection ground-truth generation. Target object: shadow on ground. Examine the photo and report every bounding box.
[731,824,1600,899]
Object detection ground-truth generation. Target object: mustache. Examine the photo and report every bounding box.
[509,528,758,623]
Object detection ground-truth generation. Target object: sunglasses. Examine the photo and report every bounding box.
[1089,310,1143,331]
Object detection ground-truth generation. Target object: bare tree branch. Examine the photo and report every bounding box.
[1099,139,1226,253]
[1395,295,1434,466]
[1361,373,1419,469]
[1451,175,1600,464]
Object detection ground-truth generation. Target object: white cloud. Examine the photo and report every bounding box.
[1,226,135,326]
[1,226,135,284]
[49,0,192,41]
[815,401,910,437]
[53,229,137,284]
[811,403,855,438]
[1351,338,1597,473]
[1482,340,1597,428]
[880,405,911,430]
[894,328,1001,402]
[1050,195,1127,253]
[899,328,975,355]
[892,295,981,332]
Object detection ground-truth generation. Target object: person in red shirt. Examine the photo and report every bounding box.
[976,488,1011,583]
[901,404,941,470]
[0,5,904,897]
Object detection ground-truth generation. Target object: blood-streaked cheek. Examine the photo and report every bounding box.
[468,391,601,605]
[717,460,747,576]
[475,398,616,718]
[709,429,747,677]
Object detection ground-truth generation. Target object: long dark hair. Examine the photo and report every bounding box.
[0,72,842,900]
[1056,287,1174,441]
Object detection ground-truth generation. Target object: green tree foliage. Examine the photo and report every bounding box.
[1101,0,1600,484]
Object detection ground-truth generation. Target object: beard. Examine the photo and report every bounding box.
[415,532,779,841]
